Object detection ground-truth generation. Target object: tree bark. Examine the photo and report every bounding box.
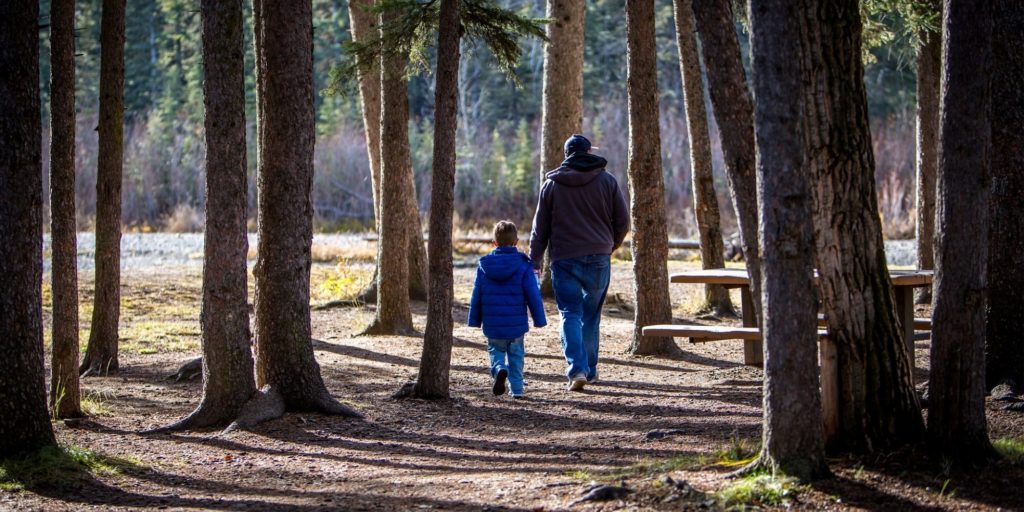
[252,0,358,417]
[154,0,257,432]
[538,0,585,296]
[802,0,923,453]
[0,0,58,457]
[625,0,677,356]
[691,0,762,326]
[746,0,829,481]
[411,0,462,399]
[348,0,383,233]
[914,0,941,304]
[672,0,733,317]
[349,0,429,304]
[929,0,995,460]
[49,0,83,419]
[986,0,1024,390]
[363,10,416,335]
[81,0,127,377]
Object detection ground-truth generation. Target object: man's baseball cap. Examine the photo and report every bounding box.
[563,134,599,156]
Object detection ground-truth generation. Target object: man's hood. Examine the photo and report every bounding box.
[478,247,529,282]
[545,153,609,187]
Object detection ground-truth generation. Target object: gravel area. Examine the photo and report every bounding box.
[43,233,920,271]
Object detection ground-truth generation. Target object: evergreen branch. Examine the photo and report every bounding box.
[326,0,547,97]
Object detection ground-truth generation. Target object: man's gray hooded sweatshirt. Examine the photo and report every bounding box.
[529,153,630,269]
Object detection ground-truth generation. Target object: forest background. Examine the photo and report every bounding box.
[36,0,918,238]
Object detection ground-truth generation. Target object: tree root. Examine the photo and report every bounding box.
[358,320,418,337]
[79,357,117,377]
[392,380,450,400]
[220,385,288,434]
[141,385,361,436]
[166,357,203,382]
[140,401,235,435]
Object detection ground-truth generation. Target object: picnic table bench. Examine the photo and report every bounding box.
[642,268,933,367]
[362,234,702,250]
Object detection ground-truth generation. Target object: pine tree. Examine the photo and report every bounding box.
[671,0,733,317]
[625,0,677,357]
[691,0,763,330]
[49,0,83,419]
[410,0,463,398]
[929,0,995,461]
[746,0,829,480]
[252,0,360,419]
[0,0,58,458]
[81,0,128,376]
[985,0,1024,391]
[151,0,257,432]
[803,0,924,452]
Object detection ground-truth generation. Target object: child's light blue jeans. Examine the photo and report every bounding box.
[487,336,525,395]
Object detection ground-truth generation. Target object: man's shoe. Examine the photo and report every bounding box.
[493,368,508,395]
[568,373,587,392]
[587,370,599,384]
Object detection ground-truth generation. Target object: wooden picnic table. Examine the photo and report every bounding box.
[670,268,933,367]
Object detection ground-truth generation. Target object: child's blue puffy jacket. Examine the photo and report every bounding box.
[467,246,547,339]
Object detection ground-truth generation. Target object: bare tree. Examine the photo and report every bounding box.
[410,0,462,399]
[81,0,127,376]
[929,0,995,460]
[803,0,923,452]
[625,0,677,356]
[986,0,1024,390]
[914,0,941,304]
[0,0,58,457]
[672,0,733,317]
[49,0,83,419]
[745,0,828,481]
[252,0,360,419]
[691,0,762,325]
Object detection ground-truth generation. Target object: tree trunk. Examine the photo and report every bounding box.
[929,0,995,460]
[363,11,415,335]
[349,0,428,304]
[81,0,127,377]
[747,0,829,481]
[672,0,733,317]
[538,0,585,296]
[986,0,1024,391]
[49,0,83,419]
[0,0,58,457]
[803,0,923,453]
[914,0,941,304]
[154,0,256,432]
[625,0,677,357]
[691,0,762,326]
[252,0,358,417]
[348,0,383,233]
[411,0,462,399]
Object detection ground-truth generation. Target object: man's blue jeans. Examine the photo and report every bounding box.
[551,254,611,380]
[487,336,525,395]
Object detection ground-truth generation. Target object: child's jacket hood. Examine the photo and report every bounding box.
[478,246,531,282]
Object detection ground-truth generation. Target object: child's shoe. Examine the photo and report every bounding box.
[493,368,508,395]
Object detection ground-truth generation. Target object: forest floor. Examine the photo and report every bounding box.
[5,246,1024,511]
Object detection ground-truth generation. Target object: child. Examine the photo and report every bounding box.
[468,221,547,398]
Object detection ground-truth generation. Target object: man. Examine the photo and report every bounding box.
[529,134,630,391]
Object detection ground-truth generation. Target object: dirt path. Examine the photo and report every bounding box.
[7,262,1022,511]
